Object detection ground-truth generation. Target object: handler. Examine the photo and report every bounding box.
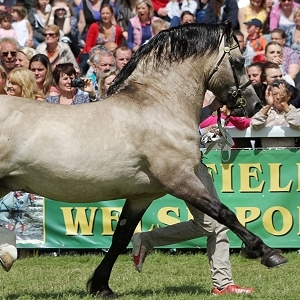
[131,97,255,295]
[0,226,17,272]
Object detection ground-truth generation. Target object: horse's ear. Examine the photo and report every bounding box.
[224,20,233,42]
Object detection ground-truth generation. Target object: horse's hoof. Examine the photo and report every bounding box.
[261,251,288,268]
[96,290,116,299]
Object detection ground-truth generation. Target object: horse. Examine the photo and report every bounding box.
[0,21,286,297]
[0,191,35,233]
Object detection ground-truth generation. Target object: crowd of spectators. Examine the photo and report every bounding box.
[0,0,298,145]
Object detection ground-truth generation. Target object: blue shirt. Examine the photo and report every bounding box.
[127,22,152,50]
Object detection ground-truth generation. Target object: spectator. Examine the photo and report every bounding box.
[36,25,79,70]
[244,18,267,56]
[86,46,115,96]
[0,11,17,39]
[251,79,300,147]
[264,40,295,85]
[127,0,159,51]
[6,67,45,100]
[152,0,170,21]
[46,63,95,104]
[113,45,132,71]
[80,4,122,72]
[238,0,268,40]
[46,0,81,58]
[0,37,20,74]
[203,0,239,30]
[0,65,7,94]
[270,28,300,79]
[28,0,54,48]
[269,0,299,33]
[105,41,118,52]
[98,67,117,97]
[151,17,169,34]
[11,4,34,48]
[287,7,300,59]
[166,0,197,28]
[247,61,263,84]
[77,0,109,40]
[180,10,195,23]
[29,53,53,96]
[117,0,137,41]
[16,47,37,68]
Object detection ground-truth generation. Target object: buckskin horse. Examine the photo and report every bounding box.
[0,21,286,297]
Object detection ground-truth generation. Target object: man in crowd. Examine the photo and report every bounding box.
[0,37,19,74]
[113,46,132,71]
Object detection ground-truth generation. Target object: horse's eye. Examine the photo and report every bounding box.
[234,57,245,70]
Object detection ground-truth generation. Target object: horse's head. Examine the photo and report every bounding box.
[207,21,261,117]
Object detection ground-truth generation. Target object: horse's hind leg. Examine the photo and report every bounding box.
[165,163,287,268]
[87,197,153,298]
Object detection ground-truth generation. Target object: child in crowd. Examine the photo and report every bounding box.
[244,18,267,58]
[152,18,169,35]
[0,11,17,39]
[11,5,34,48]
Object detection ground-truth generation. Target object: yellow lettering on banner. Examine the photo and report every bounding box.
[101,207,121,235]
[263,206,292,235]
[239,163,264,192]
[297,164,300,192]
[298,207,300,235]
[269,163,292,192]
[158,207,181,225]
[221,164,233,192]
[235,207,261,226]
[60,207,98,235]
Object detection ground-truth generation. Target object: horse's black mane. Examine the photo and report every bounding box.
[107,23,225,96]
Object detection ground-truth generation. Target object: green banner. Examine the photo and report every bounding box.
[16,149,300,249]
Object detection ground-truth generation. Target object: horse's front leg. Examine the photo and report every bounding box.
[165,164,287,268]
[87,198,153,298]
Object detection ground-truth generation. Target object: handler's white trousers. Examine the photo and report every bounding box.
[140,162,234,289]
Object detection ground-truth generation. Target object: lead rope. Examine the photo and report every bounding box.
[201,109,234,162]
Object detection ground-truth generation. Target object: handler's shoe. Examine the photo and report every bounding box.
[0,244,18,272]
[131,233,150,273]
[212,284,254,295]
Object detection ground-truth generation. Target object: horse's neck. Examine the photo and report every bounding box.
[128,58,207,122]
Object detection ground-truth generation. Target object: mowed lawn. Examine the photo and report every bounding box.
[0,250,297,300]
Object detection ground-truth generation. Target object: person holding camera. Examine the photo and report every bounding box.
[46,63,96,105]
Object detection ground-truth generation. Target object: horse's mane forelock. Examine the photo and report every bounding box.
[107,23,223,96]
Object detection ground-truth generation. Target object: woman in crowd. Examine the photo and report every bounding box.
[117,0,137,41]
[29,54,53,96]
[98,67,117,97]
[0,65,7,95]
[203,0,239,30]
[46,0,81,58]
[127,0,159,51]
[288,7,300,59]
[36,25,79,70]
[28,0,54,48]
[77,0,110,40]
[166,0,197,28]
[6,67,45,101]
[16,47,37,69]
[269,0,299,33]
[46,63,95,104]
[238,0,268,39]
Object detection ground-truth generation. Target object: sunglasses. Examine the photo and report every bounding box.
[280,0,292,2]
[43,33,56,37]
[1,51,17,57]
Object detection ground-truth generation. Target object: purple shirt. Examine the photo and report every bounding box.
[282,46,300,75]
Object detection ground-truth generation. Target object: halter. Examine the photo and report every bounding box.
[207,22,252,111]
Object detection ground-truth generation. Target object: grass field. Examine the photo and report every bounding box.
[0,250,298,300]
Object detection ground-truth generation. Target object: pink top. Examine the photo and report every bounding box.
[0,28,17,39]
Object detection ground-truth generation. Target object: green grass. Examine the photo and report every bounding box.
[0,250,298,299]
